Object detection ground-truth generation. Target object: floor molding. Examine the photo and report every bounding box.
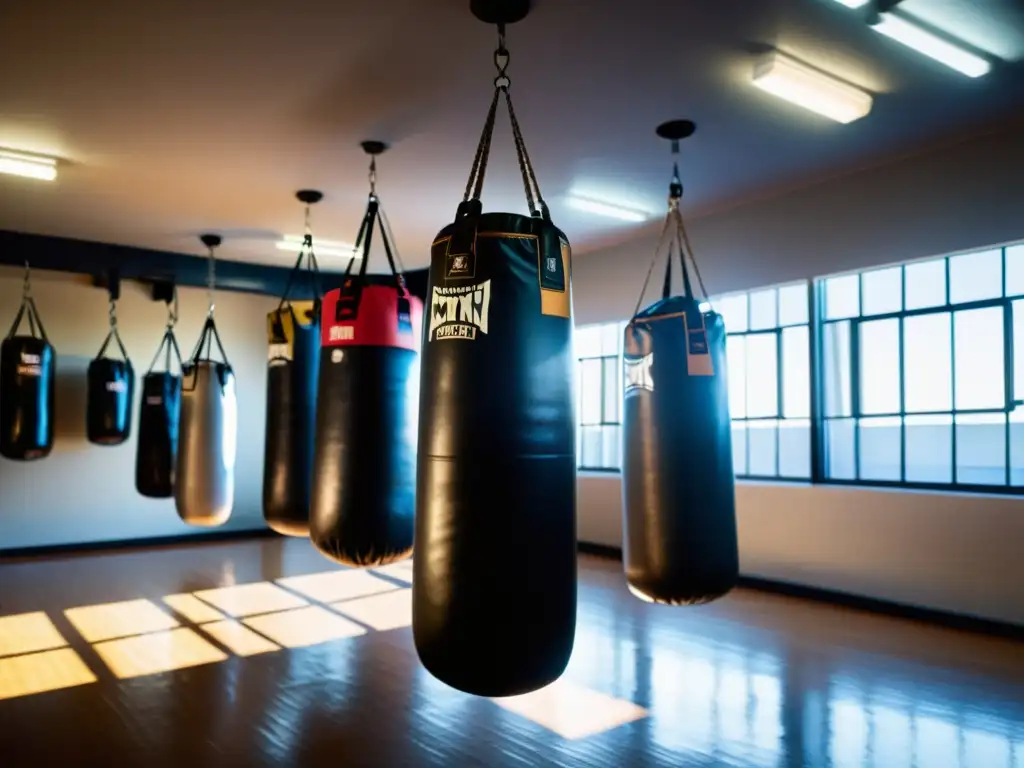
[0,527,277,562]
[576,542,1024,641]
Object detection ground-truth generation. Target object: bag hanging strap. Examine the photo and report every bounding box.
[96,295,130,362]
[184,235,232,390]
[276,191,325,337]
[456,24,549,223]
[146,288,184,375]
[6,262,49,343]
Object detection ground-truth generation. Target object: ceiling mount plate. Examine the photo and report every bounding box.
[656,120,697,142]
[199,233,222,248]
[470,0,531,26]
[296,190,323,205]
[360,140,388,156]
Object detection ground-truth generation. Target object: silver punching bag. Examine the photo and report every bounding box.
[622,121,738,605]
[175,235,238,527]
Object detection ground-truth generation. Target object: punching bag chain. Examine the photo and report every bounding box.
[22,261,32,300]
[206,242,217,318]
[108,297,117,329]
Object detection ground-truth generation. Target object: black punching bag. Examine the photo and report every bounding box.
[310,160,421,566]
[413,56,577,696]
[86,304,134,446]
[0,282,55,461]
[263,300,320,537]
[136,320,183,498]
[622,148,738,605]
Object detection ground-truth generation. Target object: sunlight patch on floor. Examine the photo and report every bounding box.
[0,611,69,658]
[0,648,97,701]
[200,620,280,657]
[192,582,308,618]
[243,605,367,649]
[331,588,413,632]
[276,570,399,603]
[92,627,228,679]
[162,593,228,624]
[64,599,180,643]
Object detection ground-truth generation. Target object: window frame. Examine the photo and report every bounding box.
[812,244,1024,495]
[576,321,625,473]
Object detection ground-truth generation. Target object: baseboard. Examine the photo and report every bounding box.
[575,542,1024,641]
[0,527,277,562]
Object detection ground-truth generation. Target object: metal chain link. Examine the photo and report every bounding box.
[206,243,216,317]
[22,261,31,299]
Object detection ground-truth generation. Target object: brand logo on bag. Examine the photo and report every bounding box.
[268,343,291,365]
[331,349,344,363]
[146,395,163,405]
[17,352,42,377]
[105,380,127,393]
[328,325,355,343]
[546,256,557,273]
[624,353,654,394]
[429,280,491,341]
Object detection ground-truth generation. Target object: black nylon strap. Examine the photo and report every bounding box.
[146,328,183,375]
[277,234,324,316]
[96,325,129,362]
[6,297,49,342]
[343,196,405,291]
[187,315,231,369]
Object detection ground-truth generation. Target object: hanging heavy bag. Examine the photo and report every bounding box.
[413,25,577,698]
[263,199,324,538]
[175,235,237,527]
[310,146,422,566]
[86,299,135,446]
[135,300,183,498]
[622,132,739,605]
[0,267,55,461]
[264,300,320,536]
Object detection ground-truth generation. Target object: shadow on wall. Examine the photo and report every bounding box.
[54,355,90,446]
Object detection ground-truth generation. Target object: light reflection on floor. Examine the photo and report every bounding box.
[0,551,1022,766]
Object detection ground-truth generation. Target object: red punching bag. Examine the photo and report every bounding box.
[309,141,423,567]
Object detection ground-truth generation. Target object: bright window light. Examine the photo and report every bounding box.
[833,0,868,7]
[0,150,58,181]
[752,51,873,124]
[277,234,358,259]
[872,13,991,78]
[565,196,650,223]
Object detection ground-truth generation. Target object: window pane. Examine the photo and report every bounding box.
[782,326,810,418]
[825,418,855,479]
[823,321,852,417]
[580,358,602,424]
[718,294,748,333]
[1014,300,1024,404]
[1005,245,1024,297]
[749,289,777,330]
[732,423,748,475]
[904,313,952,412]
[748,421,777,476]
[955,413,1006,485]
[859,318,901,415]
[949,249,1002,304]
[602,356,619,423]
[600,425,622,470]
[575,325,602,358]
[745,333,778,418]
[904,259,946,310]
[861,267,902,316]
[580,425,602,467]
[954,307,1005,410]
[825,275,859,320]
[598,322,622,355]
[727,335,747,419]
[1009,410,1024,485]
[859,417,901,481]
[779,419,810,478]
[778,283,808,326]
[905,414,952,483]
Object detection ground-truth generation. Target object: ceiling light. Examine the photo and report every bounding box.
[832,0,868,7]
[276,235,359,259]
[0,150,58,182]
[870,13,990,78]
[565,196,650,223]
[752,51,873,124]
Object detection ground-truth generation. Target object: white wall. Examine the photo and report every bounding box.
[573,123,1024,627]
[0,267,276,551]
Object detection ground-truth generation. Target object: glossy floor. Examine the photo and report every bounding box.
[0,538,1022,767]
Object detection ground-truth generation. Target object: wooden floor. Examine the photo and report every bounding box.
[0,538,1021,767]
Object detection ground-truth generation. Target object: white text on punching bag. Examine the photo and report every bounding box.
[16,352,42,377]
[429,280,491,341]
[328,325,355,343]
[105,380,127,393]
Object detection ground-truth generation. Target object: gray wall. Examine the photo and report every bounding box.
[573,122,1024,626]
[0,267,276,551]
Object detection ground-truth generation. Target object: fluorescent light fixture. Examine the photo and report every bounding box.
[752,51,873,124]
[0,150,58,181]
[871,13,990,78]
[565,196,649,223]
[833,0,868,7]
[276,234,359,259]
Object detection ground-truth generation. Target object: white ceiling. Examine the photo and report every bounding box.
[1,0,1022,272]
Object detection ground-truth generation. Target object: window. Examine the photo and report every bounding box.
[576,321,625,471]
[715,283,812,480]
[819,245,1024,490]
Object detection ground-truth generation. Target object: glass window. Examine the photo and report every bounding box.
[576,321,624,471]
[819,242,1022,492]
[717,282,811,480]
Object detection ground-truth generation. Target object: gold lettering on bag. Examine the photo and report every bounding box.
[428,280,492,342]
[328,325,355,343]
